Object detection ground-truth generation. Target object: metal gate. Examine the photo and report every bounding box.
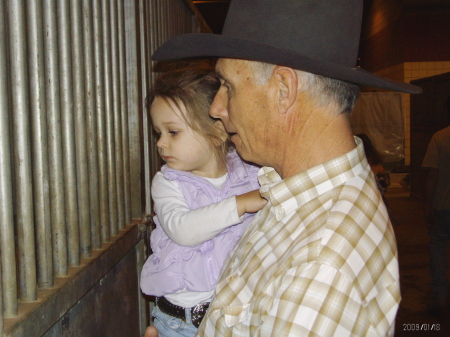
[0,1,209,336]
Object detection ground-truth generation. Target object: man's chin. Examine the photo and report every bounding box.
[231,137,248,158]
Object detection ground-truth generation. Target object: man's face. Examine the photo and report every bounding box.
[210,58,275,166]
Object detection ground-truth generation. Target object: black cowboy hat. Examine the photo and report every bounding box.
[152,0,421,94]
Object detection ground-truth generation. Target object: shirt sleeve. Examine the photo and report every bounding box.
[422,133,440,168]
[151,172,243,247]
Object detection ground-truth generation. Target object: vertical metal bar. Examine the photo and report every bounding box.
[136,239,147,333]
[93,0,110,243]
[157,0,163,47]
[27,0,53,288]
[102,0,119,237]
[165,0,170,39]
[181,1,186,35]
[146,0,153,85]
[164,0,169,41]
[175,0,180,37]
[144,0,154,218]
[124,0,143,220]
[141,0,152,217]
[175,0,179,36]
[148,0,154,55]
[126,0,148,328]
[84,0,101,250]
[7,0,37,301]
[118,0,132,225]
[0,0,18,317]
[171,0,175,38]
[147,0,159,206]
[149,0,158,74]
[43,0,68,278]
[168,0,172,38]
[58,0,80,267]
[71,0,91,258]
[111,0,126,231]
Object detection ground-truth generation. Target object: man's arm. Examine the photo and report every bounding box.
[257,263,397,337]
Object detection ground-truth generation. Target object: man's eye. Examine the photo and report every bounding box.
[220,80,230,92]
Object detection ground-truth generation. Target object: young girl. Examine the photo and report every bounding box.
[140,62,266,337]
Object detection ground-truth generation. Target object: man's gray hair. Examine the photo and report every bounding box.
[250,61,360,114]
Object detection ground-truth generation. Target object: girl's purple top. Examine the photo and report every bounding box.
[140,150,260,296]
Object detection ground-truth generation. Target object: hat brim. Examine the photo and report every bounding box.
[152,34,421,94]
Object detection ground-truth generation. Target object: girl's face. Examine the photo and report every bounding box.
[150,97,222,178]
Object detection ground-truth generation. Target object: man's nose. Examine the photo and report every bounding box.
[209,91,227,120]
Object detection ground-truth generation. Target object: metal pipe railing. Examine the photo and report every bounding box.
[8,0,38,302]
[43,0,68,279]
[84,0,102,251]
[71,0,92,259]
[103,0,119,238]
[119,0,133,226]
[111,0,126,232]
[0,0,207,334]
[93,0,111,244]
[58,0,80,268]
[27,0,53,289]
[0,0,18,318]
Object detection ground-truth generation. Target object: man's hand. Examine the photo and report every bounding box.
[236,189,268,216]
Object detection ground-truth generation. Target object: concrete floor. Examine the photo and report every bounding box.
[386,174,450,336]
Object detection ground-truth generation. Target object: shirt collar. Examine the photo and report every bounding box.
[258,137,369,221]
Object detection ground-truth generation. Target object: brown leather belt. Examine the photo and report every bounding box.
[155,296,209,328]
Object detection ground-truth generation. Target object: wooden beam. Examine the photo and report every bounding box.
[183,0,213,33]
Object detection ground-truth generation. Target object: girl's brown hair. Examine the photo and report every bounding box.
[147,60,230,166]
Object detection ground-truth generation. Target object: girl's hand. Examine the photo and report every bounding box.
[236,189,267,216]
[142,326,158,337]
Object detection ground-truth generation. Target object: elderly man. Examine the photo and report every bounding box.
[150,0,421,336]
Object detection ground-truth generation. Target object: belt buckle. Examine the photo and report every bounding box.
[191,303,209,328]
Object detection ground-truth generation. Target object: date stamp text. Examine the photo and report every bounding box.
[403,323,440,331]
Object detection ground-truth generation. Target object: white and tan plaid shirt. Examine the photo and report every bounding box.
[197,139,400,337]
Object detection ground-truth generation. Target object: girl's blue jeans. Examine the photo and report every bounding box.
[152,305,198,337]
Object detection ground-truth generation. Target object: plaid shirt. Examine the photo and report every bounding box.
[197,139,400,337]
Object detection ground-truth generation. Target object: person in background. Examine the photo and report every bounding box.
[422,95,450,314]
[356,133,391,195]
[140,61,266,337]
[149,0,421,335]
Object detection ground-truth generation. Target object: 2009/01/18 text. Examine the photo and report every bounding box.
[403,323,440,331]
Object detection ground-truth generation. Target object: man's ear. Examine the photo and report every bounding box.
[274,66,298,114]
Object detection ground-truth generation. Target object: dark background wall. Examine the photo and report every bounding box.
[359,0,450,74]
